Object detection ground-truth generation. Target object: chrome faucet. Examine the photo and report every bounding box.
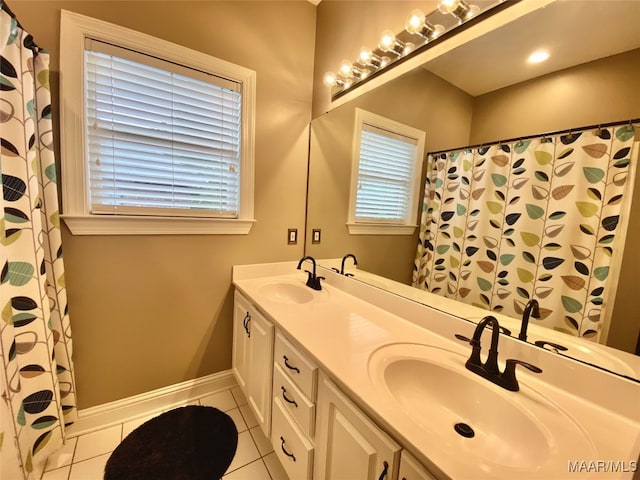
[332,253,358,276]
[460,315,542,392]
[518,299,540,341]
[297,256,324,291]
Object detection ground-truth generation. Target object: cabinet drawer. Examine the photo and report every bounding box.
[272,397,314,480]
[275,333,317,400]
[273,363,315,437]
[399,450,438,480]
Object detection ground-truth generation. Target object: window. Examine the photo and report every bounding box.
[59,11,256,234]
[347,108,425,235]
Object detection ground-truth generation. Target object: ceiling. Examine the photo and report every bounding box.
[423,0,640,96]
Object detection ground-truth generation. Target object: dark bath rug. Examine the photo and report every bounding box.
[104,405,238,480]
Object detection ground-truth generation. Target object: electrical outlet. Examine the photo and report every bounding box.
[288,228,297,245]
[312,229,321,244]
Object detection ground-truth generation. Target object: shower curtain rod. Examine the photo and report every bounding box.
[427,117,640,156]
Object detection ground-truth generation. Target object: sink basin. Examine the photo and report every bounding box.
[258,281,315,304]
[368,343,596,473]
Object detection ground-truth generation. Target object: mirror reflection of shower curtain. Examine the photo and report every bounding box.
[1,4,77,478]
[412,125,637,341]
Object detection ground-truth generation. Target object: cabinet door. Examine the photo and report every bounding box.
[398,451,438,480]
[246,307,274,436]
[314,373,400,480]
[232,292,251,391]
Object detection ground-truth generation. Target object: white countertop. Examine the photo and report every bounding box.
[233,261,640,479]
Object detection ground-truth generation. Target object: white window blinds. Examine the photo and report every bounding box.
[355,124,419,222]
[84,39,242,217]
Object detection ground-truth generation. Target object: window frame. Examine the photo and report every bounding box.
[347,108,425,235]
[59,10,256,235]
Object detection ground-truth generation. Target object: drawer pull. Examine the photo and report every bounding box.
[282,355,300,374]
[378,461,389,480]
[280,436,296,461]
[243,312,251,338]
[281,386,298,407]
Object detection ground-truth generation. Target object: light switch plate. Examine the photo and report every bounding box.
[288,228,297,245]
[312,229,321,244]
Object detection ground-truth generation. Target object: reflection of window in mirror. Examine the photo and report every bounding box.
[347,108,425,235]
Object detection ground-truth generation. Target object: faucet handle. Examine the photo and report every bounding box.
[485,323,512,336]
[331,267,340,273]
[501,359,543,392]
[505,359,542,374]
[454,333,472,343]
[534,340,568,352]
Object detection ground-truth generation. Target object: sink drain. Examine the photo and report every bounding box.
[454,422,475,438]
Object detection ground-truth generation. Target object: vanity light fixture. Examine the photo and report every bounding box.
[527,49,550,63]
[325,0,510,99]
[437,0,479,24]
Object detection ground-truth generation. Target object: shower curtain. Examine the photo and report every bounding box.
[412,124,637,341]
[1,3,77,478]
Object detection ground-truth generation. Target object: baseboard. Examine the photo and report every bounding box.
[67,369,237,437]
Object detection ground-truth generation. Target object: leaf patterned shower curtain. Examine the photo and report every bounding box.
[412,125,637,341]
[1,3,77,478]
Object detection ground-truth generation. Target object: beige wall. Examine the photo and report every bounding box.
[306,68,473,283]
[10,0,316,408]
[470,49,640,144]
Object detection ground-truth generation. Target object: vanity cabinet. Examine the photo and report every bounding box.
[233,288,435,480]
[314,372,401,480]
[232,291,274,436]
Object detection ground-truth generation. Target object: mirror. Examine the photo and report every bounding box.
[305,0,640,380]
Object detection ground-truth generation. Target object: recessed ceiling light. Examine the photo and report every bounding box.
[528,50,550,63]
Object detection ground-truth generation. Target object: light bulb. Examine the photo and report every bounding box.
[378,30,397,52]
[528,50,550,63]
[405,9,425,35]
[339,59,353,77]
[379,56,391,68]
[358,47,373,65]
[323,71,338,87]
[438,0,476,23]
[438,0,460,14]
[358,47,382,69]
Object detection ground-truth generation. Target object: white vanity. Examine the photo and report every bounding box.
[232,261,640,479]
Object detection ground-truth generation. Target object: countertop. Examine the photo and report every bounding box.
[233,262,640,479]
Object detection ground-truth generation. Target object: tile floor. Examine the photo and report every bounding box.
[41,385,288,480]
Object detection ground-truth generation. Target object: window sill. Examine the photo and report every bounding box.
[62,215,256,235]
[346,223,417,235]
